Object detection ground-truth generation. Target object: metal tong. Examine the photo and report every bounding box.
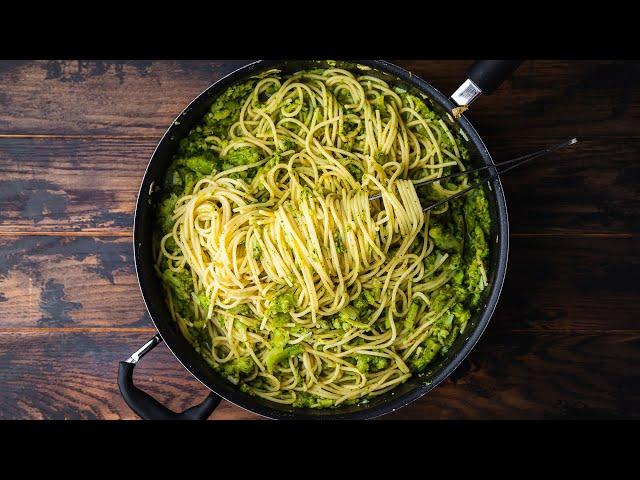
[368,138,578,211]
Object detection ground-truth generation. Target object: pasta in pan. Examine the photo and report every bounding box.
[154,67,491,408]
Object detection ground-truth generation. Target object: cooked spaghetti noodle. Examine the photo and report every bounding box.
[154,66,491,408]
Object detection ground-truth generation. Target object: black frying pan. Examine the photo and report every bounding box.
[118,60,519,420]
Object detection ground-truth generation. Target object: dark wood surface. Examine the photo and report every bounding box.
[0,60,638,420]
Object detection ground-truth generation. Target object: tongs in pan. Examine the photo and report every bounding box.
[368,138,578,212]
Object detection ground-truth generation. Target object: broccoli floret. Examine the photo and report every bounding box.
[369,279,382,301]
[431,313,454,345]
[177,153,217,176]
[341,119,359,136]
[270,328,289,349]
[162,268,192,303]
[430,287,453,316]
[265,344,303,373]
[222,146,262,170]
[264,328,303,372]
[333,232,346,254]
[405,300,420,331]
[292,393,334,409]
[465,188,491,236]
[337,305,369,330]
[222,357,254,377]
[429,225,462,253]
[452,303,471,334]
[465,256,486,308]
[352,295,370,312]
[363,289,375,305]
[182,170,196,196]
[203,80,257,138]
[230,304,251,317]
[346,163,363,182]
[161,268,193,317]
[197,291,210,311]
[157,194,178,233]
[355,354,389,373]
[163,167,186,196]
[410,338,442,372]
[374,95,388,115]
[402,93,439,123]
[269,290,295,314]
[374,151,388,164]
[189,323,212,353]
[269,312,289,327]
[467,225,489,261]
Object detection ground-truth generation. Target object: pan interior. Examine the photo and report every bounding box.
[134,60,507,419]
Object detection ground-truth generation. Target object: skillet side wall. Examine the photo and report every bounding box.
[133,60,509,419]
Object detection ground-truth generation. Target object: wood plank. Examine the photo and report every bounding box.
[0,330,258,420]
[0,330,636,419]
[0,60,638,138]
[386,330,640,420]
[0,136,637,234]
[0,235,637,332]
[494,137,640,235]
[0,236,149,328]
[0,137,151,233]
[0,60,252,137]
[495,235,639,333]
[395,59,640,139]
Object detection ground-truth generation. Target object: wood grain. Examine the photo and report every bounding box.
[0,330,636,420]
[0,136,637,234]
[396,60,640,139]
[0,60,252,137]
[0,235,636,332]
[0,137,151,233]
[0,330,257,420]
[0,60,638,420]
[1,60,638,139]
[0,236,149,328]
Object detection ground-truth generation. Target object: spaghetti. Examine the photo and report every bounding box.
[154,67,491,408]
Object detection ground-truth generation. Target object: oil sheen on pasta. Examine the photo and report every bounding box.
[154,67,491,409]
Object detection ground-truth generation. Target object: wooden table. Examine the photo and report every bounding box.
[0,60,638,420]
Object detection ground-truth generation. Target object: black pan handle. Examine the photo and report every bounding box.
[117,334,221,420]
[451,60,522,107]
[468,60,522,94]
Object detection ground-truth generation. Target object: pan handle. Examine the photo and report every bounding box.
[451,60,522,107]
[117,334,221,420]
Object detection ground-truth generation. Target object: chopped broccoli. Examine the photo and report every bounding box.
[222,357,254,377]
[203,79,257,138]
[157,194,178,233]
[369,279,382,301]
[352,295,370,312]
[346,163,363,182]
[337,305,369,330]
[269,290,295,314]
[465,188,491,236]
[293,393,334,409]
[162,268,192,303]
[410,338,442,372]
[333,232,346,254]
[265,344,303,373]
[222,146,261,169]
[177,153,217,176]
[429,225,462,253]
[405,300,420,331]
[252,240,261,260]
[356,354,389,373]
[197,291,210,311]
